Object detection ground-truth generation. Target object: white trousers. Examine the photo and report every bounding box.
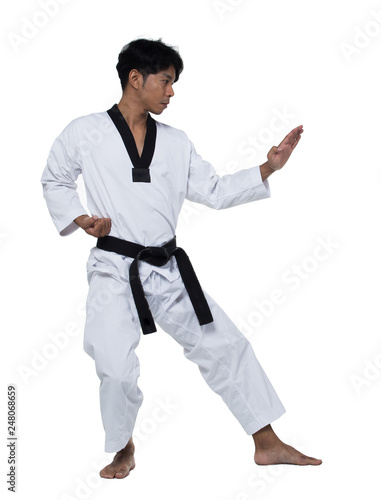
[83,257,286,453]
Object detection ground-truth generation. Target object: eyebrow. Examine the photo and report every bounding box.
[161,72,175,82]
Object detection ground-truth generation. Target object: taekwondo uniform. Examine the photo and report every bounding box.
[41,104,286,453]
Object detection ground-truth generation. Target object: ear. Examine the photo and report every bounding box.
[128,69,143,90]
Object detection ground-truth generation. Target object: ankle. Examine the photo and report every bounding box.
[124,438,135,452]
[252,425,281,450]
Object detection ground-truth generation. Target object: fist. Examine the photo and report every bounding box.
[74,215,111,238]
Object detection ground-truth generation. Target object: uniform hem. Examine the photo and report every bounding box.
[105,432,132,453]
[243,405,286,435]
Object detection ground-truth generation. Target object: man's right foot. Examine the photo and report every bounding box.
[252,425,322,466]
[100,438,136,479]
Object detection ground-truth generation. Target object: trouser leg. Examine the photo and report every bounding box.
[83,269,143,453]
[152,273,286,435]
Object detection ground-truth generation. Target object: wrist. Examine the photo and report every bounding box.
[259,161,275,182]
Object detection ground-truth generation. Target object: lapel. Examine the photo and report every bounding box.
[107,103,157,182]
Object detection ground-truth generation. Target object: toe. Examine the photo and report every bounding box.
[115,468,128,479]
[301,454,322,466]
[100,471,113,479]
[100,465,117,479]
[310,458,323,465]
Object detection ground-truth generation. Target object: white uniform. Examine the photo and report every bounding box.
[41,105,286,453]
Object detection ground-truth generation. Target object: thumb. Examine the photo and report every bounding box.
[80,215,98,228]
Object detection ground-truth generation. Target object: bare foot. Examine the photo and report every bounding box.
[100,437,136,479]
[253,425,322,466]
[254,442,322,466]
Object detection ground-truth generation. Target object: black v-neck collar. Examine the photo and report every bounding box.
[107,103,157,182]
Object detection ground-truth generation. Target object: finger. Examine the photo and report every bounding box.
[97,220,107,237]
[287,127,303,142]
[279,133,300,150]
[81,215,98,229]
[283,125,302,138]
[89,220,100,237]
[290,135,301,150]
[100,219,110,237]
[291,124,303,133]
[278,126,303,148]
[278,135,301,156]
[291,136,301,148]
[267,145,278,159]
[101,223,109,237]
[102,219,109,236]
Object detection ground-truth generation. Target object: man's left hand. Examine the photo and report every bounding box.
[267,125,304,171]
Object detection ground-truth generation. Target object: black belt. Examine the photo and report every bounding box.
[96,235,214,334]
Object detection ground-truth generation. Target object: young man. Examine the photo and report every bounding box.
[41,38,322,479]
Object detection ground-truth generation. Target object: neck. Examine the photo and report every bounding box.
[117,95,148,131]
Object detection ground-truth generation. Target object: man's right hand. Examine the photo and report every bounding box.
[74,214,111,237]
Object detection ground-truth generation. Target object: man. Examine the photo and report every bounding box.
[41,38,322,479]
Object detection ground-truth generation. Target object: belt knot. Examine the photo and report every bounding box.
[139,246,171,267]
[96,234,213,334]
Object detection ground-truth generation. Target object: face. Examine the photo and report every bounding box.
[139,65,176,115]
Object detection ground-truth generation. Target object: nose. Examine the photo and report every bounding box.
[167,84,175,97]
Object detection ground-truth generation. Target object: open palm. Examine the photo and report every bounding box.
[267,125,304,171]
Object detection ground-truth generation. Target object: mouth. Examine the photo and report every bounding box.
[160,103,169,107]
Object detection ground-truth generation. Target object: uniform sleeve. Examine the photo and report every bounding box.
[185,140,271,210]
[41,128,88,236]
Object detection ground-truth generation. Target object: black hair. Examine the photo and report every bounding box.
[116,38,184,91]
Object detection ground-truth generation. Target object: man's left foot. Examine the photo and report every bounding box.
[254,441,322,466]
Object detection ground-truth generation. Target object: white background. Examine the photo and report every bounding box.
[1,0,381,498]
